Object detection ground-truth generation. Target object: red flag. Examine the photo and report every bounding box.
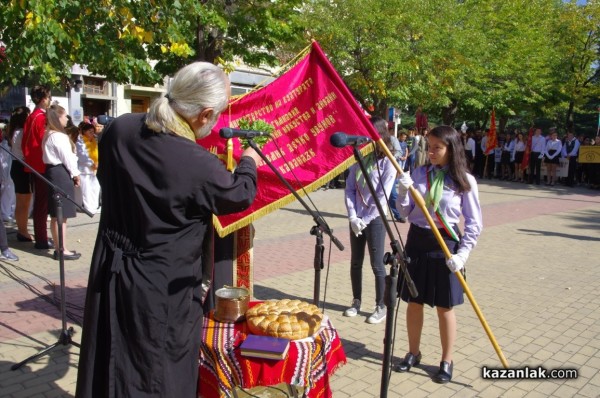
[521,127,534,169]
[485,109,497,155]
[199,41,380,237]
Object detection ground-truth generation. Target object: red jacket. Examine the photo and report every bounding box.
[22,107,47,173]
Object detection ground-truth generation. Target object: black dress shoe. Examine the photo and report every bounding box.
[16,233,34,242]
[393,352,421,373]
[53,251,81,260]
[432,361,453,384]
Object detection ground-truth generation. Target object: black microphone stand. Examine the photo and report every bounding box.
[246,139,344,307]
[349,145,417,398]
[0,145,95,371]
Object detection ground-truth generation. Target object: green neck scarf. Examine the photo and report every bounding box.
[355,152,376,188]
[426,168,446,212]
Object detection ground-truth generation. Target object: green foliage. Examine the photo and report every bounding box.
[290,0,599,130]
[0,0,303,87]
[236,118,273,149]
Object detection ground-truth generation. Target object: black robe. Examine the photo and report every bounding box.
[75,113,257,397]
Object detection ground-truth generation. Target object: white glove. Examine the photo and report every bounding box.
[349,217,367,237]
[397,174,414,194]
[446,251,468,273]
[538,153,544,159]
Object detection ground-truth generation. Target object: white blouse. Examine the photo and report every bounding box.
[42,131,80,177]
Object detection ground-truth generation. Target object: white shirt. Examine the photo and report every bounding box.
[531,135,546,153]
[544,139,562,160]
[11,128,25,159]
[465,137,476,157]
[42,131,80,177]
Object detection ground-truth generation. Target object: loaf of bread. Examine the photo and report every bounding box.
[245,299,324,340]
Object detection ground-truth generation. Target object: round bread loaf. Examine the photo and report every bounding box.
[245,299,324,340]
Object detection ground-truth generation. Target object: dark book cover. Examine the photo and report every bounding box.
[240,334,290,360]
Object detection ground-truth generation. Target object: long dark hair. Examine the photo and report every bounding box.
[428,125,471,193]
[6,106,31,146]
[370,116,392,159]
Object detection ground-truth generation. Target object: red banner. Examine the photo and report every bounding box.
[485,109,497,155]
[199,41,379,237]
[521,126,534,169]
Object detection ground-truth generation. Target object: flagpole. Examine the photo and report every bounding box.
[375,138,510,369]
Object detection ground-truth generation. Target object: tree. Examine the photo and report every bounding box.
[549,0,600,133]
[291,0,577,129]
[0,0,302,87]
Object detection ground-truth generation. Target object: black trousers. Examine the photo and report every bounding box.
[529,152,542,184]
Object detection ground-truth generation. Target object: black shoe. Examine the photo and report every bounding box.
[16,233,34,242]
[34,240,53,250]
[53,251,81,260]
[393,352,421,373]
[432,361,453,384]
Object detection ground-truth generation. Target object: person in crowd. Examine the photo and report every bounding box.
[0,126,15,223]
[343,116,396,324]
[76,62,261,398]
[473,130,484,178]
[22,86,53,250]
[393,125,482,384]
[493,141,503,179]
[561,131,580,187]
[543,128,562,186]
[480,128,494,179]
[404,129,415,172]
[408,129,423,172]
[512,132,526,182]
[6,106,34,241]
[500,132,514,180]
[75,122,101,213]
[528,128,545,185]
[389,130,408,223]
[463,131,476,173]
[0,154,19,261]
[43,105,81,261]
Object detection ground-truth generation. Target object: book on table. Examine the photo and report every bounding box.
[240,334,290,360]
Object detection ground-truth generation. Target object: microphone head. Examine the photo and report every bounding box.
[219,128,234,139]
[330,132,348,148]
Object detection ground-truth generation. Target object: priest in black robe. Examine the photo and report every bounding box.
[76,62,261,397]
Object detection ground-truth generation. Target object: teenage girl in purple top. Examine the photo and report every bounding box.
[394,125,483,383]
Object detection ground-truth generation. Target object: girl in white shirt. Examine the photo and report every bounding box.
[512,132,526,182]
[543,130,562,186]
[43,105,81,260]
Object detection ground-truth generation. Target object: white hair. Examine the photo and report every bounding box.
[146,62,228,134]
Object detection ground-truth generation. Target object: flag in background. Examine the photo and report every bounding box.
[521,126,534,170]
[199,41,380,237]
[485,108,497,155]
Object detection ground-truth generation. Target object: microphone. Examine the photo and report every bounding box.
[329,132,372,148]
[219,128,271,139]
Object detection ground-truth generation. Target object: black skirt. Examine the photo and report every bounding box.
[45,164,77,218]
[398,224,463,308]
[515,151,524,164]
[544,150,560,164]
[10,160,33,194]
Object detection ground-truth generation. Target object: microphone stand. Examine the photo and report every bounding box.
[349,145,417,398]
[1,145,95,371]
[246,139,344,307]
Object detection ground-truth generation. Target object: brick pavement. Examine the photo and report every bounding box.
[0,180,599,397]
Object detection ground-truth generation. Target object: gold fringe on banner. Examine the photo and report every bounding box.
[213,145,373,238]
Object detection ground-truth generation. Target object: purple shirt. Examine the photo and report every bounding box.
[396,164,483,255]
[345,156,396,225]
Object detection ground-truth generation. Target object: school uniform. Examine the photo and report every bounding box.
[396,165,482,308]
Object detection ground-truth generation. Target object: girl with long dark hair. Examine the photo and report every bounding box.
[394,125,483,383]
